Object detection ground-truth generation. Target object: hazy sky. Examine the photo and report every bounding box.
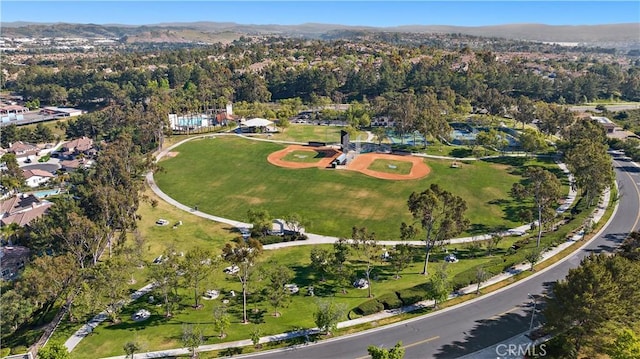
[2,1,639,27]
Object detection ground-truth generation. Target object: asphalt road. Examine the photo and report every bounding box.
[246,155,640,359]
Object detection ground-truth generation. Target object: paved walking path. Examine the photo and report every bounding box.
[98,187,610,359]
[64,284,155,352]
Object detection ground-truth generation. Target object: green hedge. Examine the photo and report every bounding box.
[396,288,426,305]
[377,293,403,310]
[354,299,385,316]
[451,264,501,291]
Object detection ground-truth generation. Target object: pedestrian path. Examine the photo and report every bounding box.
[64,284,155,352]
[97,187,611,359]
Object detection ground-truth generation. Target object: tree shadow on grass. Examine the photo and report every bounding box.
[450,148,473,158]
[482,156,528,167]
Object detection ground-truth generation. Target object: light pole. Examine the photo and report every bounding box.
[528,293,537,335]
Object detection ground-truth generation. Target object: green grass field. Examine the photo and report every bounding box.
[154,136,559,239]
[282,150,326,163]
[69,241,497,358]
[367,159,413,175]
[271,125,367,143]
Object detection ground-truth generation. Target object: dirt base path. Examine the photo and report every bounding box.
[346,153,431,180]
[268,145,430,180]
[267,145,340,169]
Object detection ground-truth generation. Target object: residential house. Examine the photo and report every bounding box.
[8,141,39,159]
[22,169,55,188]
[58,136,94,159]
[0,246,31,280]
[60,158,93,172]
[0,193,53,227]
[590,116,617,134]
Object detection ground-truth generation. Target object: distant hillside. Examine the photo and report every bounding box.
[1,21,638,48]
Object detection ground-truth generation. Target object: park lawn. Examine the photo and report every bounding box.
[154,136,561,239]
[367,159,413,175]
[69,243,497,359]
[282,150,326,163]
[271,125,343,143]
[271,125,368,143]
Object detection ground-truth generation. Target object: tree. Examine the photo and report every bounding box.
[525,247,544,271]
[518,128,547,156]
[333,237,350,269]
[351,226,380,298]
[565,140,614,207]
[368,341,405,359]
[475,129,504,156]
[406,184,469,275]
[389,244,412,279]
[18,252,79,309]
[263,264,294,317]
[372,126,387,146]
[90,257,132,323]
[0,153,25,191]
[123,341,140,359]
[181,325,203,359]
[544,255,640,355]
[606,329,640,359]
[310,247,331,282]
[0,290,34,334]
[426,265,450,308]
[149,249,183,317]
[511,167,563,247]
[486,232,503,256]
[209,305,231,340]
[38,342,71,359]
[182,248,216,309]
[314,299,347,335]
[222,238,263,323]
[247,208,271,238]
[56,213,108,268]
[415,91,451,149]
[515,95,536,130]
[475,267,489,295]
[283,213,306,239]
[250,325,262,349]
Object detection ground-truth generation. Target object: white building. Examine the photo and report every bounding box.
[22,169,55,188]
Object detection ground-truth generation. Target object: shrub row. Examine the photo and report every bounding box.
[354,287,430,316]
[354,299,385,316]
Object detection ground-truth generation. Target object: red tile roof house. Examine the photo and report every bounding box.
[0,193,53,227]
[58,136,94,159]
[8,141,39,159]
[22,169,55,188]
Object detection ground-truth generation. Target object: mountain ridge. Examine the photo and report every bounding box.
[1,21,638,46]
